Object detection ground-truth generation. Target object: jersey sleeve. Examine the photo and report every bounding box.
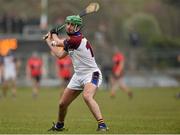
[63,37,82,52]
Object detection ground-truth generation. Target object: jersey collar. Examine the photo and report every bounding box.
[67,31,81,36]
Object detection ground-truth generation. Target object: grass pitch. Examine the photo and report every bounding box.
[0,87,180,134]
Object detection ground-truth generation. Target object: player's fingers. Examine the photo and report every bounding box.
[49,32,53,39]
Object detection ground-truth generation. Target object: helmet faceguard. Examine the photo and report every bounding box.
[65,15,83,33]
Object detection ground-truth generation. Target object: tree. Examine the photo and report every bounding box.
[164,0,180,8]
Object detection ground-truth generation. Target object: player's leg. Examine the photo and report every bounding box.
[83,71,108,131]
[11,78,17,98]
[2,80,8,97]
[119,77,133,99]
[32,76,39,98]
[83,83,108,131]
[110,76,118,97]
[36,76,41,89]
[49,88,81,131]
[2,70,9,97]
[35,76,41,96]
[10,69,17,98]
[82,70,108,131]
[83,83,103,119]
[58,88,81,122]
[49,73,83,131]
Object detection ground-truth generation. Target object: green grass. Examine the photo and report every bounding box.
[0,87,180,134]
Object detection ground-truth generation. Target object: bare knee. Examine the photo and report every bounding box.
[59,101,68,110]
[83,93,93,103]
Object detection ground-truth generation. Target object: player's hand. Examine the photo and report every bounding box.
[43,32,51,40]
[43,26,59,40]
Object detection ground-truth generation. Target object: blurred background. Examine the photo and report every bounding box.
[0,0,180,87]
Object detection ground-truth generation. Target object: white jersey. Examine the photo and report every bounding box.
[3,55,17,80]
[64,32,102,90]
[69,38,99,74]
[64,32,100,75]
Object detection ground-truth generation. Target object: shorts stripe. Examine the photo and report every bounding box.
[91,71,99,86]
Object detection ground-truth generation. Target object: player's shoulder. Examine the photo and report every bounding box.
[65,32,84,49]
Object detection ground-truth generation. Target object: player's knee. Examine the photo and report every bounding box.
[59,102,67,110]
[83,93,92,103]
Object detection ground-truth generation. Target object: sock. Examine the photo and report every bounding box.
[98,119,106,128]
[97,119,104,124]
[56,122,64,129]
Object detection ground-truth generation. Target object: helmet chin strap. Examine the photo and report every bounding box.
[74,25,80,32]
[66,24,80,34]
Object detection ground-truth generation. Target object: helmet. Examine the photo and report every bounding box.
[65,15,82,26]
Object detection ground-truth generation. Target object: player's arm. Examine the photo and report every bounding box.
[47,28,67,47]
[45,33,68,59]
[51,34,65,47]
